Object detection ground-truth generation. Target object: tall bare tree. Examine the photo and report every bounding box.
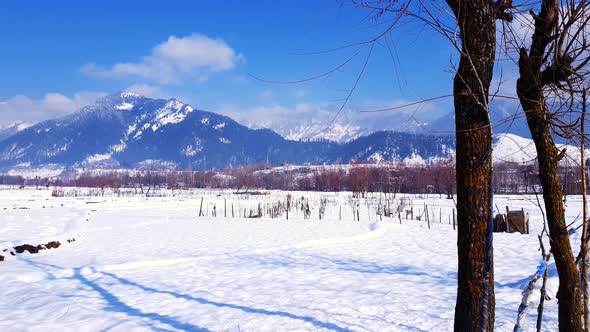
[353,1,514,329]
[446,1,504,329]
[511,0,589,330]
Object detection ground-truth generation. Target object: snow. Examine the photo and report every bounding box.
[402,152,427,167]
[150,101,194,132]
[253,163,406,176]
[6,164,64,178]
[0,121,31,132]
[494,133,581,166]
[117,99,195,139]
[120,92,140,98]
[134,159,178,170]
[219,137,231,144]
[368,152,384,162]
[115,102,134,111]
[2,142,33,161]
[43,143,69,157]
[182,144,202,157]
[0,187,583,331]
[85,153,112,164]
[126,123,137,136]
[109,140,127,153]
[285,123,362,143]
[0,206,89,252]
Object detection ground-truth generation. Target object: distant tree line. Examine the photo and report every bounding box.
[7,159,589,197]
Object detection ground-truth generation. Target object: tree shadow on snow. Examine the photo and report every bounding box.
[18,258,350,332]
[74,270,210,332]
[494,261,558,290]
[239,252,458,286]
[18,258,209,332]
[99,271,352,332]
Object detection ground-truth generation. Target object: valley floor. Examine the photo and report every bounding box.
[0,188,578,331]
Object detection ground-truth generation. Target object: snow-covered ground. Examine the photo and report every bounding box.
[0,187,583,331]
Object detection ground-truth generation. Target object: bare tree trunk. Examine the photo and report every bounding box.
[447,1,497,330]
[518,91,584,331]
[580,89,589,329]
[516,1,584,329]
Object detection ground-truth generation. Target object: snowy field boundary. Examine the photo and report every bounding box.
[10,221,388,283]
[0,209,94,262]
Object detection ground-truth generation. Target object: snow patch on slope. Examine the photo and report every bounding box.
[182,139,203,157]
[120,92,140,98]
[115,102,134,110]
[85,153,112,164]
[150,100,192,132]
[6,164,64,178]
[403,153,427,167]
[285,123,362,142]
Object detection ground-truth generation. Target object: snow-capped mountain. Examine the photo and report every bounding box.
[493,133,581,166]
[0,93,456,171]
[227,106,432,143]
[229,100,536,144]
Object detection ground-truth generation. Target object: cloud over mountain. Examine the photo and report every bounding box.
[82,34,244,84]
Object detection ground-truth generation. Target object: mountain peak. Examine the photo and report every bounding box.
[82,92,153,113]
[120,92,141,98]
[99,92,151,103]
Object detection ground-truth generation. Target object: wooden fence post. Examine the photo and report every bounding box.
[199,197,204,217]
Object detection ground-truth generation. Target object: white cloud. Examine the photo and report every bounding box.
[124,83,163,98]
[218,103,320,127]
[82,34,244,84]
[0,92,105,126]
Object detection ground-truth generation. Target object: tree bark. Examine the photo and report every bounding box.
[447,1,497,331]
[515,0,584,330]
[580,89,588,330]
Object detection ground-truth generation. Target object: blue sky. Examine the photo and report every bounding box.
[0,0,462,127]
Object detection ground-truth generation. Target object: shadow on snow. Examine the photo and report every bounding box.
[19,258,351,332]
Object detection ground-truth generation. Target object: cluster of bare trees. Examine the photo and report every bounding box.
[19,159,590,198]
[352,0,589,330]
[494,161,590,194]
[0,175,25,186]
[49,170,221,190]
[39,162,456,195]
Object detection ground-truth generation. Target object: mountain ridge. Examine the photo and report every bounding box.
[0,93,455,171]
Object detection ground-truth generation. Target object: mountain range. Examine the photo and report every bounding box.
[226,97,534,144]
[0,93,456,171]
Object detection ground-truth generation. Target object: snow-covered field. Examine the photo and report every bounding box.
[0,187,583,331]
